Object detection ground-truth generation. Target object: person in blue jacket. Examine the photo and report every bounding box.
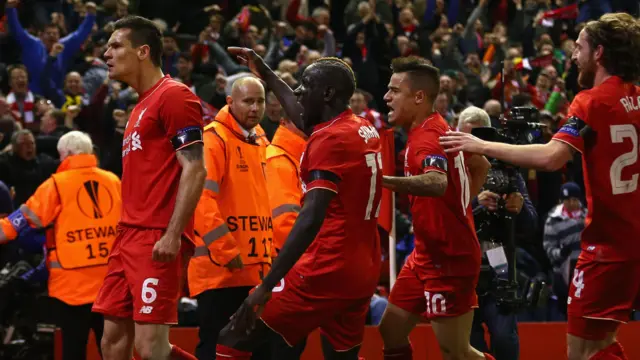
[5,0,96,95]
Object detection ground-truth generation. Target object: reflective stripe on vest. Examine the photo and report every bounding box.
[51,168,121,269]
[201,122,274,265]
[272,203,301,218]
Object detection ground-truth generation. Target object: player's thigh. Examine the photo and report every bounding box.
[431,310,475,354]
[567,328,618,360]
[319,297,370,353]
[102,316,135,358]
[92,230,134,319]
[383,263,426,335]
[122,228,189,325]
[320,334,361,360]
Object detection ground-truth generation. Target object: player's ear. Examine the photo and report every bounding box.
[415,90,425,105]
[593,44,604,63]
[323,86,335,102]
[226,95,233,106]
[137,44,150,61]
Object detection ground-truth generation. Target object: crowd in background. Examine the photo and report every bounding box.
[0,0,639,326]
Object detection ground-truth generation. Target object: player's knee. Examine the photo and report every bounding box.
[135,335,170,360]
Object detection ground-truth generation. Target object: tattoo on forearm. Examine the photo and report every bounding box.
[178,143,204,161]
[385,173,447,197]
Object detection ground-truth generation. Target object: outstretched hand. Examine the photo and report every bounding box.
[229,285,272,335]
[439,130,488,154]
[228,47,262,77]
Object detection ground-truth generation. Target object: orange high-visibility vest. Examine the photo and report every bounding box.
[188,106,273,297]
[0,154,121,305]
[265,125,306,253]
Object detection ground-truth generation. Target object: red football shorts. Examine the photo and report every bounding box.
[389,261,478,320]
[567,257,640,340]
[260,269,370,351]
[92,225,193,324]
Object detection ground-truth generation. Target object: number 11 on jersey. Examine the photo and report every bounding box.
[365,152,383,220]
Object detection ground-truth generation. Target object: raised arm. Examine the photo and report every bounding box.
[228,47,304,129]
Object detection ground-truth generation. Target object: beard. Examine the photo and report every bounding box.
[577,58,597,89]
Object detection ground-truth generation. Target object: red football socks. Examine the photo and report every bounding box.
[383,344,413,360]
[215,344,252,360]
[590,342,628,360]
[170,344,197,360]
[484,353,496,360]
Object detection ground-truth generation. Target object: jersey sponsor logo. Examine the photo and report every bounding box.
[423,155,448,172]
[134,108,147,128]
[77,180,115,219]
[227,216,273,232]
[122,131,142,158]
[558,116,587,138]
[66,226,117,242]
[358,125,380,143]
[620,95,640,113]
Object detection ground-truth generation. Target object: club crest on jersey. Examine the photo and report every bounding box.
[358,125,380,143]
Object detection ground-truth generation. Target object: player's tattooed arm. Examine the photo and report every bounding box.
[383,172,448,197]
[261,188,335,290]
[165,143,206,238]
[466,154,491,198]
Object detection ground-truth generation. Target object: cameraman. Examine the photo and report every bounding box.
[458,107,538,360]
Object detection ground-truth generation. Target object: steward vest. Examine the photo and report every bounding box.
[188,106,273,296]
[51,165,121,269]
[265,125,306,253]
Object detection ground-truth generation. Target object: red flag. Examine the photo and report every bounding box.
[540,3,578,23]
[236,6,251,33]
[513,53,554,71]
[377,128,395,233]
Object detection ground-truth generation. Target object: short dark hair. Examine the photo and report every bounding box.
[391,56,440,100]
[178,52,192,62]
[584,12,640,83]
[114,16,163,67]
[313,57,356,103]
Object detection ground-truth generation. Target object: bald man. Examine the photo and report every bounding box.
[188,76,273,360]
[483,99,502,128]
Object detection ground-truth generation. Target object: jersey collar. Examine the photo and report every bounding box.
[311,108,354,135]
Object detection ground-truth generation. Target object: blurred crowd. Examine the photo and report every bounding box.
[0,0,639,327]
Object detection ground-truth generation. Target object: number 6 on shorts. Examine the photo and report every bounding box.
[142,278,159,304]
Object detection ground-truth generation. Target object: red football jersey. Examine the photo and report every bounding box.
[120,75,204,241]
[553,76,640,262]
[404,113,481,278]
[294,110,382,299]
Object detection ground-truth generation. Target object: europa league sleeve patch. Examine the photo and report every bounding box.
[171,126,203,150]
[422,155,448,173]
[558,116,587,138]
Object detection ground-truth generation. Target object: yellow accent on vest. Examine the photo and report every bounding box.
[51,168,121,269]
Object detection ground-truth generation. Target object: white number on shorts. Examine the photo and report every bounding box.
[425,291,447,316]
[142,278,159,304]
[272,279,285,293]
[609,125,639,195]
[572,270,584,299]
[454,152,470,215]
[364,152,383,220]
